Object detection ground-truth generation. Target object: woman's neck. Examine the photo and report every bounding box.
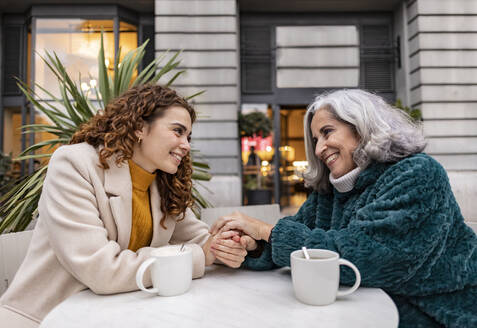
[329,166,363,193]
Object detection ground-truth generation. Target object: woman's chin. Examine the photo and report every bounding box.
[330,168,346,179]
[331,173,342,179]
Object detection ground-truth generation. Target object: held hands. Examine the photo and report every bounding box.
[202,231,247,268]
[238,234,258,252]
[209,211,274,242]
[204,211,274,267]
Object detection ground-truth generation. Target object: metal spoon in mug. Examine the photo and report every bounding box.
[179,243,186,252]
[302,246,310,260]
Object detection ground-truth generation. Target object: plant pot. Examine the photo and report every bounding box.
[246,189,272,205]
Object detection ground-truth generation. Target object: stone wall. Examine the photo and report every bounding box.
[155,0,241,206]
[407,0,477,221]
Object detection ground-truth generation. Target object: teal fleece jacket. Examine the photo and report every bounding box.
[244,154,477,328]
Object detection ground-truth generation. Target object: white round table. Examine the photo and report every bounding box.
[41,265,399,328]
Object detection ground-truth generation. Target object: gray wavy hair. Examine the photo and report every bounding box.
[303,89,426,192]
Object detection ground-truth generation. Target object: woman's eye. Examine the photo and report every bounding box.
[174,128,183,135]
[323,128,332,136]
[312,137,318,145]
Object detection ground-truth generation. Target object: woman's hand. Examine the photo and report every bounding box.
[211,231,248,268]
[229,232,257,251]
[209,211,274,242]
[202,231,248,268]
[202,235,218,266]
[240,234,258,251]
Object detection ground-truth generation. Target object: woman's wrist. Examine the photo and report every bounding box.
[247,240,265,258]
[202,235,215,266]
[259,223,274,242]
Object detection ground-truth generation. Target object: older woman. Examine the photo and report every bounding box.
[211,89,477,328]
[0,84,247,327]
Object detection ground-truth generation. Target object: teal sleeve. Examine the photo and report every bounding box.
[243,243,276,270]
[243,193,321,270]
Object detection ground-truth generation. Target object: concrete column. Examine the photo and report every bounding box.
[155,0,241,206]
[407,0,477,221]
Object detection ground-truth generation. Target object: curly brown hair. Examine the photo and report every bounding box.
[70,84,197,228]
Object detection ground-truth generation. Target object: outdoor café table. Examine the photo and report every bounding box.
[40,264,399,328]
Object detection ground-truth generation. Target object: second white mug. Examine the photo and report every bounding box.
[290,248,361,306]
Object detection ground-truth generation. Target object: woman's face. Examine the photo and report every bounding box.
[310,109,360,179]
[132,106,192,174]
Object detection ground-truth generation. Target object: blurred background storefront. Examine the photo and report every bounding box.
[1,0,476,220]
[1,3,153,175]
[240,13,394,211]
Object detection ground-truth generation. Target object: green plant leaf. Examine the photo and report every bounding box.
[239,111,272,138]
[191,171,212,181]
[165,70,185,87]
[98,31,111,106]
[1,35,213,234]
[20,138,69,156]
[16,154,52,161]
[151,51,182,83]
[185,90,205,100]
[394,99,422,122]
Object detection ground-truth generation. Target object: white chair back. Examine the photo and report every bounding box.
[201,204,281,228]
[0,230,33,295]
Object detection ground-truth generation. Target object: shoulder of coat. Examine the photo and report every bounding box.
[51,142,100,165]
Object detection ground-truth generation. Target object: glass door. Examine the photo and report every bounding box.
[279,107,311,214]
[241,105,275,205]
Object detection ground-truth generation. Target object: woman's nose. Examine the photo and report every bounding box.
[315,138,326,157]
[181,137,191,152]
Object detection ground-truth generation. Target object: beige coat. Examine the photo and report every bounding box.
[0,143,210,324]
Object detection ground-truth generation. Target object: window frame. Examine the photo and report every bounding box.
[0,4,141,168]
[240,12,395,105]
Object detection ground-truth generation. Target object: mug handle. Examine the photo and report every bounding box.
[336,259,361,297]
[136,257,159,294]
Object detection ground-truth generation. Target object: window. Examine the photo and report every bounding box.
[34,19,137,98]
[276,26,359,88]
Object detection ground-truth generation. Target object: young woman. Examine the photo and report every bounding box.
[0,84,247,327]
[211,89,477,328]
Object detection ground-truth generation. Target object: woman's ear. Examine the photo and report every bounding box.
[135,126,146,142]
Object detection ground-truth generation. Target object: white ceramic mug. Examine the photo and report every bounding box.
[136,245,192,296]
[290,249,361,306]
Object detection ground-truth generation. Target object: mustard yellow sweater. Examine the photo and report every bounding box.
[127,160,156,252]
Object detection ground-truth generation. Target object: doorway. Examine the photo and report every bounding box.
[279,106,311,214]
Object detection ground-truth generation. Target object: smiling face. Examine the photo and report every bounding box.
[310,108,360,179]
[132,106,192,174]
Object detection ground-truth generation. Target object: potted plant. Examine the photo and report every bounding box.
[238,111,272,139]
[239,111,273,205]
[0,35,211,234]
[394,99,422,122]
[0,152,14,197]
[243,174,273,205]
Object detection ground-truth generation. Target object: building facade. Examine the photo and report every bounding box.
[1,0,476,222]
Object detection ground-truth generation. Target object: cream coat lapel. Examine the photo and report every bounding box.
[103,160,132,249]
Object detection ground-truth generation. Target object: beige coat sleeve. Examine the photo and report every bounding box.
[39,148,155,294]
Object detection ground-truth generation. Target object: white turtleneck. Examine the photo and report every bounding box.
[329,166,363,193]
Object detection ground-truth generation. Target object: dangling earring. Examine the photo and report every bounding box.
[138,137,142,145]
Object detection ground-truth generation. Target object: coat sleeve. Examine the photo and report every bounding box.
[40,147,156,294]
[268,156,458,295]
[243,192,323,270]
[168,208,210,278]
